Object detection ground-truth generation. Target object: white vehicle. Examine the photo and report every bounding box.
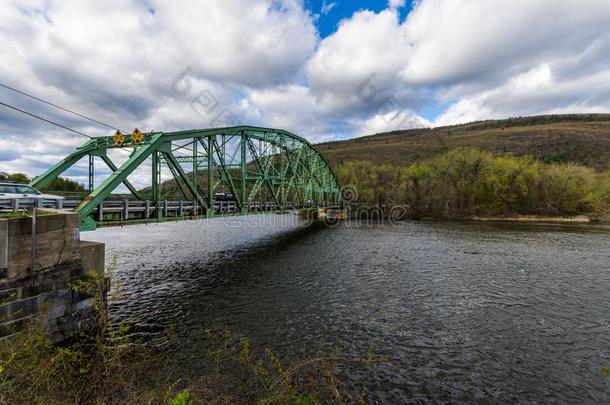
[0,182,64,202]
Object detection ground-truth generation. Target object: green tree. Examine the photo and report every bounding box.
[0,172,84,192]
[431,147,491,217]
[373,164,401,205]
[336,147,609,220]
[335,160,378,203]
[586,169,610,220]
[0,172,29,183]
[541,163,595,215]
[401,162,435,218]
[483,155,541,215]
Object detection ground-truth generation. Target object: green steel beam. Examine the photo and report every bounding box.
[163,150,207,209]
[99,154,141,199]
[247,138,280,208]
[192,139,198,187]
[75,133,165,227]
[240,132,247,212]
[212,138,242,210]
[207,135,214,217]
[165,156,190,200]
[88,154,94,192]
[30,139,97,189]
[151,150,161,218]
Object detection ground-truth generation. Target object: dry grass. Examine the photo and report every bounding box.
[0,265,384,404]
[316,114,610,171]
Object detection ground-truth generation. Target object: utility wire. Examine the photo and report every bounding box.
[0,101,92,139]
[0,81,121,131]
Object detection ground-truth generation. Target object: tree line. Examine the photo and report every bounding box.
[0,172,85,192]
[335,147,610,220]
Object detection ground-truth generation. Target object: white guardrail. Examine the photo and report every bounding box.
[1,197,314,216]
[0,197,69,212]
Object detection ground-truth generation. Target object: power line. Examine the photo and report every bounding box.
[0,81,121,131]
[0,101,92,139]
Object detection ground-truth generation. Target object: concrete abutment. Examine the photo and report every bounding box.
[0,210,105,342]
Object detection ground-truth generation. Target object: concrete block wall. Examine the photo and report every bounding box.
[0,210,105,342]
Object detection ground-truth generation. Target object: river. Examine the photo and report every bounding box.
[86,214,610,403]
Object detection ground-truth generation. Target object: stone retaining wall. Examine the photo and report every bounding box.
[0,210,105,342]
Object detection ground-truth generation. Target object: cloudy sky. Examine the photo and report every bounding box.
[1,0,610,184]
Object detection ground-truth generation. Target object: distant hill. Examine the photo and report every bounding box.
[146,114,610,197]
[316,114,610,171]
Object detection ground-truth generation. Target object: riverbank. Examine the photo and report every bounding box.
[470,214,594,223]
[0,256,383,404]
[0,308,381,404]
[336,147,610,223]
[346,207,607,224]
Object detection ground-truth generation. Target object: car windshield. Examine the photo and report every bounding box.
[0,185,17,193]
[16,185,39,194]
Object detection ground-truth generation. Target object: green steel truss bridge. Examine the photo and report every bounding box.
[30,126,342,231]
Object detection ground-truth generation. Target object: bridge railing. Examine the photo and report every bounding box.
[0,197,68,212]
[1,197,325,224]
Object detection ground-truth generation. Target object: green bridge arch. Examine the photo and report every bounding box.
[31,126,342,230]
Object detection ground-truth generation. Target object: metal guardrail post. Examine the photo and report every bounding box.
[31,206,37,273]
[123,200,129,221]
[145,200,150,219]
[97,203,104,221]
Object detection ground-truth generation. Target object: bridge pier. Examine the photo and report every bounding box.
[0,210,105,342]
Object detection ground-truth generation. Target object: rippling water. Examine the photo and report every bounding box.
[87,215,610,403]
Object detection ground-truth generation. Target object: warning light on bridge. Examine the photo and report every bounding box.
[112,130,125,146]
[131,128,144,145]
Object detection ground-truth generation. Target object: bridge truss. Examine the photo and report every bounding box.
[31,126,342,230]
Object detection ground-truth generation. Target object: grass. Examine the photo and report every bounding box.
[0,210,59,219]
[0,211,29,219]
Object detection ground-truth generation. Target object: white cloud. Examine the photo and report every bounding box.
[321,1,337,15]
[307,0,610,127]
[400,0,610,87]
[435,64,610,126]
[388,0,406,9]
[357,110,430,135]
[0,0,319,182]
[1,0,610,183]
[306,8,415,115]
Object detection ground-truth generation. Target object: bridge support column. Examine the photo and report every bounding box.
[88,154,94,192]
[207,135,215,218]
[152,150,161,220]
[192,139,198,188]
[241,131,247,214]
